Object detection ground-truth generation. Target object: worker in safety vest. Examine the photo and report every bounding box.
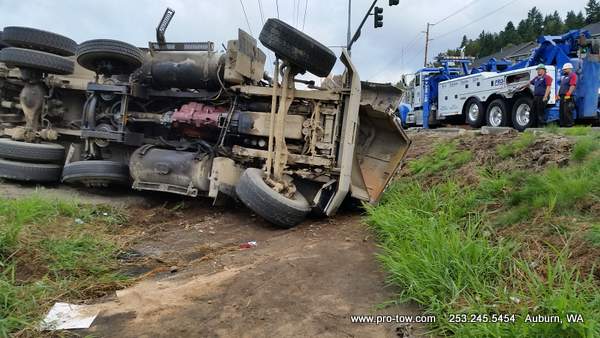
[556,63,577,127]
[528,64,552,127]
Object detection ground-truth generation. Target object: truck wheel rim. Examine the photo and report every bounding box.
[515,103,530,126]
[468,104,479,122]
[489,106,503,127]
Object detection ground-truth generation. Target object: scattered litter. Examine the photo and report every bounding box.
[74,218,84,225]
[239,241,257,249]
[102,212,108,216]
[40,302,99,331]
[510,296,521,304]
[170,266,179,273]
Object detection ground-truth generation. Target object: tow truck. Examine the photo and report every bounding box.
[400,29,600,131]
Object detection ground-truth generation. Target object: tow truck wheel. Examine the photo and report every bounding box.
[486,99,509,127]
[465,99,485,128]
[512,97,533,132]
[236,168,311,229]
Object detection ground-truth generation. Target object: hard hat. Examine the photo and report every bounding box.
[562,63,573,70]
[536,64,546,70]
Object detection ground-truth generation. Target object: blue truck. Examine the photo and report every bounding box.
[399,30,600,130]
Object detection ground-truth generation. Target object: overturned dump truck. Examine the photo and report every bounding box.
[0,10,410,228]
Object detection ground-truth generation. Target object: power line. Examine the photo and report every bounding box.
[433,0,482,25]
[368,31,423,79]
[239,0,254,36]
[296,0,302,28]
[302,0,308,31]
[257,0,265,25]
[293,0,297,26]
[433,0,520,40]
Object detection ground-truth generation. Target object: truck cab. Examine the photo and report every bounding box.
[400,56,472,128]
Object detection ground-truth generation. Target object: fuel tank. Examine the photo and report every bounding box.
[138,52,225,90]
[130,146,212,196]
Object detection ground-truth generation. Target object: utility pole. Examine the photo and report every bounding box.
[347,0,352,55]
[423,22,433,67]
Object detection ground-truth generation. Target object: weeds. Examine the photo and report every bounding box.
[501,155,600,225]
[572,136,599,162]
[409,141,472,176]
[586,224,600,247]
[0,194,128,336]
[497,132,536,159]
[370,130,600,337]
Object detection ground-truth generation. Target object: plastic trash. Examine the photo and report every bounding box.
[40,302,99,330]
[239,241,257,249]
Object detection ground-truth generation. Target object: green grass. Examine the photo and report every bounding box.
[499,155,600,226]
[408,141,472,177]
[0,194,128,337]
[572,136,600,162]
[370,131,600,337]
[497,132,536,159]
[545,125,595,137]
[586,224,600,247]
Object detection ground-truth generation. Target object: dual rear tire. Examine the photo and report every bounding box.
[466,97,534,131]
[0,27,76,75]
[0,139,65,182]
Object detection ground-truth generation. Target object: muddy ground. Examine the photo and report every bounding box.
[2,175,425,336]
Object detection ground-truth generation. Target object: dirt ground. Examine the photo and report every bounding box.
[1,179,423,337]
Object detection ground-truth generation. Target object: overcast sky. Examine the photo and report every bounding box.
[0,0,588,83]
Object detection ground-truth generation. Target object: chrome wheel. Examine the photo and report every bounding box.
[488,106,504,127]
[468,103,480,122]
[515,103,530,127]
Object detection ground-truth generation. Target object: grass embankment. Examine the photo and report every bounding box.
[368,128,600,337]
[0,195,128,337]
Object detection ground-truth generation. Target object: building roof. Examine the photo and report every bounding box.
[472,41,536,67]
[582,22,600,37]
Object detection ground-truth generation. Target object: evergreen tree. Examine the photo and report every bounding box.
[565,10,586,29]
[501,21,520,45]
[460,35,469,48]
[543,11,565,35]
[577,11,586,25]
[445,6,589,58]
[585,0,600,23]
[526,7,544,40]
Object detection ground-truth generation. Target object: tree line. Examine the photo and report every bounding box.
[445,0,600,58]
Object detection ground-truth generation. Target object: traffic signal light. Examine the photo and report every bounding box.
[374,7,383,28]
[389,0,399,5]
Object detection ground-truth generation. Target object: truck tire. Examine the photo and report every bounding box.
[0,139,65,163]
[77,39,144,75]
[1,26,77,56]
[62,160,130,186]
[465,99,485,128]
[486,99,509,127]
[259,18,336,77]
[0,47,74,75]
[512,97,534,132]
[236,168,311,228]
[0,158,62,182]
[0,31,8,49]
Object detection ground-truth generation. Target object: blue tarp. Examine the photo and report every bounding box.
[575,55,600,118]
